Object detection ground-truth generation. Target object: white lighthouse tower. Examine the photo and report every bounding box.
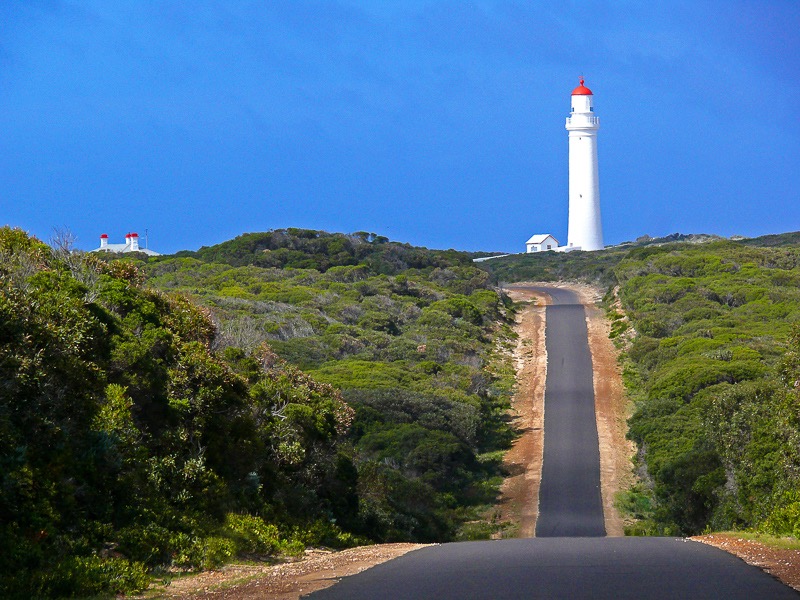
[565,77,603,251]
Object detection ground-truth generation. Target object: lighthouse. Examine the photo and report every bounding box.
[565,77,603,251]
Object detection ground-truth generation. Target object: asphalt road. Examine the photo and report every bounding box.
[307,285,798,598]
[531,286,605,537]
[307,538,797,599]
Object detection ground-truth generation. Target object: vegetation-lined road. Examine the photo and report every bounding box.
[7,226,800,596]
[308,285,796,599]
[531,286,605,537]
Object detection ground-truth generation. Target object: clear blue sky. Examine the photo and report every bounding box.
[2,1,799,254]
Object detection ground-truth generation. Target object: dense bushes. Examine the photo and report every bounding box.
[20,219,800,588]
[616,243,800,535]
[176,229,474,274]
[0,228,360,597]
[144,229,516,545]
[0,226,516,595]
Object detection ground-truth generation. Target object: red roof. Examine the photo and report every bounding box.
[129,232,139,237]
[100,234,109,239]
[571,77,593,95]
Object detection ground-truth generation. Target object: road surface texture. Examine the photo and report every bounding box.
[305,285,798,599]
[531,286,605,537]
[306,538,797,599]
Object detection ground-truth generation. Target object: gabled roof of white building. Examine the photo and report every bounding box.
[93,244,161,256]
[526,234,559,245]
[91,233,161,256]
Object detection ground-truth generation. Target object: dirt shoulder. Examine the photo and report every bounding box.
[493,287,549,537]
[138,544,429,600]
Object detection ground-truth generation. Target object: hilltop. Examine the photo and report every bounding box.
[173,229,477,273]
[478,230,800,285]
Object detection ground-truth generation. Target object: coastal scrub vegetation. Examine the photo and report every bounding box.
[481,234,800,537]
[146,231,517,544]
[8,222,800,595]
[0,228,515,597]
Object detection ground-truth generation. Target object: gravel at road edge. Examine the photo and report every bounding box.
[692,534,800,592]
[137,544,430,600]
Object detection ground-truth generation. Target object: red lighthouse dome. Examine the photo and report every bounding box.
[571,77,593,95]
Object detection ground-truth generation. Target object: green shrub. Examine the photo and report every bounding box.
[763,492,800,538]
[225,514,281,554]
[298,521,365,548]
[197,537,237,570]
[455,521,497,541]
[117,523,174,566]
[430,297,482,325]
[35,556,149,598]
[624,520,663,536]
[615,485,654,521]
[173,536,236,571]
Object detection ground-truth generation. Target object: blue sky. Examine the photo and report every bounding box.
[1,1,799,254]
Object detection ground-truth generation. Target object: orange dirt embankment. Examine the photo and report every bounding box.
[499,283,634,537]
[494,287,549,537]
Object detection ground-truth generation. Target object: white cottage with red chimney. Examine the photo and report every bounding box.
[92,232,160,256]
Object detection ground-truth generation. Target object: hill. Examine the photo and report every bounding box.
[175,229,476,273]
[0,227,517,596]
[0,227,381,596]
[145,229,516,541]
[158,227,800,539]
[480,232,800,536]
[5,224,800,595]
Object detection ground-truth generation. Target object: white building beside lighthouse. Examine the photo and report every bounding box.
[565,77,603,251]
[91,232,161,256]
